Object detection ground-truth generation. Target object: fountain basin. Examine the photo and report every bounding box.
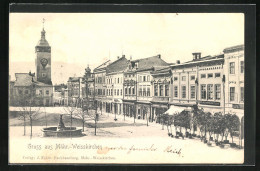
[42,127,82,137]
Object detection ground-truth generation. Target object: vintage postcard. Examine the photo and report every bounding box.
[9,12,245,164]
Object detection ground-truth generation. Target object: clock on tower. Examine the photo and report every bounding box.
[35,19,52,85]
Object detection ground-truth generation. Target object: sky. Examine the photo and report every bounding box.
[9,13,244,84]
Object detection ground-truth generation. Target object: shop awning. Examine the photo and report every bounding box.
[164,105,191,115]
[225,108,244,119]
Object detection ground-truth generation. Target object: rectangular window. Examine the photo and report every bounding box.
[114,89,116,95]
[201,74,206,78]
[129,87,131,95]
[139,87,142,96]
[215,84,221,100]
[143,76,146,82]
[240,87,244,102]
[240,61,244,73]
[120,89,122,96]
[190,85,195,99]
[147,76,150,82]
[132,87,135,95]
[143,87,146,96]
[201,85,206,100]
[174,86,178,98]
[154,84,158,96]
[208,74,213,78]
[107,89,108,95]
[117,89,119,96]
[46,90,49,95]
[230,87,235,101]
[39,90,43,95]
[165,85,169,97]
[215,73,221,78]
[190,76,195,80]
[174,77,178,81]
[230,62,235,74]
[182,86,186,98]
[159,85,163,96]
[182,76,186,81]
[147,87,150,96]
[207,84,213,100]
[125,88,127,95]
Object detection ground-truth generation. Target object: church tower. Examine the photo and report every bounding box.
[35,19,52,85]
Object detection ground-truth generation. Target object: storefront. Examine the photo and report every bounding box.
[151,103,168,123]
[123,100,136,117]
[136,102,151,120]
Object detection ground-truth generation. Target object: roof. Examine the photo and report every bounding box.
[14,73,34,87]
[106,56,129,74]
[37,29,50,47]
[93,60,111,73]
[14,73,52,87]
[131,55,169,72]
[223,44,244,53]
[170,54,224,68]
[151,66,171,75]
[67,77,82,82]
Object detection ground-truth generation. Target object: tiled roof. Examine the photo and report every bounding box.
[133,55,169,72]
[14,73,34,87]
[14,73,52,87]
[223,44,244,53]
[93,60,111,72]
[106,56,129,74]
[171,54,224,68]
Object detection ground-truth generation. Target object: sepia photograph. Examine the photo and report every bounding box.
[9,11,246,164]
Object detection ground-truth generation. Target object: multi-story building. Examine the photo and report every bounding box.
[93,60,111,112]
[150,66,172,122]
[9,22,54,107]
[11,73,53,106]
[123,55,169,120]
[105,55,129,115]
[67,77,85,107]
[223,45,244,118]
[169,53,225,114]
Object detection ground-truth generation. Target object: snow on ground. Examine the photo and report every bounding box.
[9,108,244,164]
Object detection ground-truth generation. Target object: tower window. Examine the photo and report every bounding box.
[42,73,46,77]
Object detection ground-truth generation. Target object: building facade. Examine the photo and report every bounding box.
[169,53,225,114]
[67,77,85,107]
[223,45,244,118]
[123,55,169,120]
[9,25,53,106]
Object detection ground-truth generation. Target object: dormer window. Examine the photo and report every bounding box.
[135,62,139,69]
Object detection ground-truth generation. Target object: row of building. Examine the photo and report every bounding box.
[8,24,244,122]
[66,44,244,121]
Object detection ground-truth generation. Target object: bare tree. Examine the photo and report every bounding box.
[18,107,28,136]
[63,102,77,131]
[74,108,87,132]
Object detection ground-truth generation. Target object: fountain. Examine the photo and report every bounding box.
[42,115,83,137]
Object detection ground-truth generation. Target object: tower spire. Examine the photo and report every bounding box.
[41,18,46,40]
[42,18,45,29]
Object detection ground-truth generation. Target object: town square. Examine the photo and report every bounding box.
[9,13,244,164]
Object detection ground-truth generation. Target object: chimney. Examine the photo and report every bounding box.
[158,54,161,58]
[117,56,120,59]
[176,60,180,64]
[122,54,125,58]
